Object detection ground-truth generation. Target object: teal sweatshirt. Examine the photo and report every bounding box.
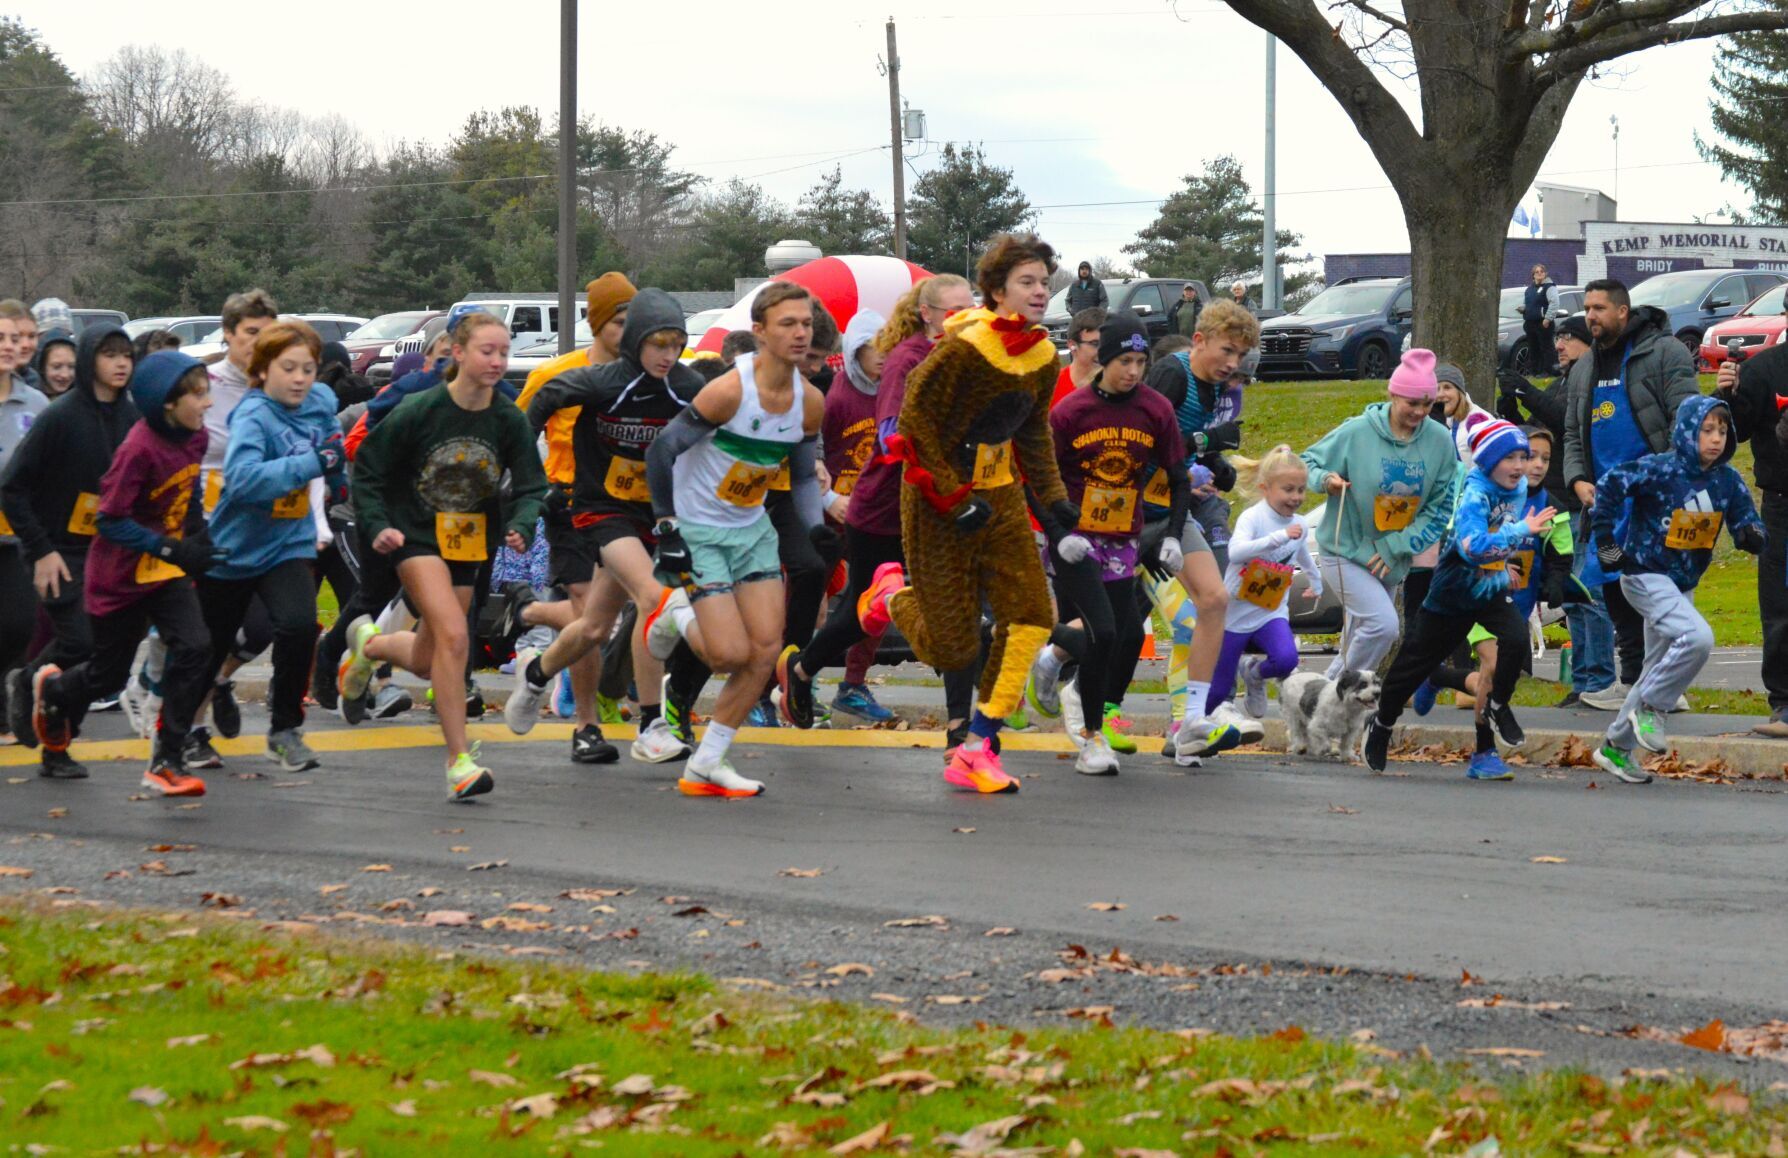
[1300,402,1459,585]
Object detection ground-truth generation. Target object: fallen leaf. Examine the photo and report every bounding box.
[166,1034,212,1048]
[198,892,242,908]
[884,915,948,928]
[829,1121,892,1155]
[1065,1005,1116,1020]
[467,860,508,872]
[129,1085,169,1107]
[952,826,976,834]
[1327,803,1359,814]
[422,910,474,927]
[290,1099,354,1127]
[1681,1019,1727,1052]
[379,898,415,912]
[509,1092,558,1118]
[0,866,35,878]
[610,1073,655,1096]
[468,1069,519,1088]
[941,1114,1030,1153]
[870,993,908,1004]
[1154,914,1180,922]
[928,994,984,1006]
[506,902,553,913]
[1530,855,1568,864]
[1461,968,1485,987]
[825,962,874,977]
[1086,902,1127,912]
[387,1099,417,1117]
[779,867,824,878]
[416,886,443,898]
[1706,1085,1750,1115]
[319,883,349,896]
[984,926,1018,937]
[449,846,470,853]
[361,864,392,873]
[223,1115,288,1133]
[560,887,630,902]
[1270,1024,1307,1043]
[855,1069,942,1091]
[1462,1047,1544,1058]
[46,807,67,819]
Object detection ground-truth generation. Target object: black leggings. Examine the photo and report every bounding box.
[767,492,838,651]
[0,545,38,676]
[1379,598,1528,726]
[32,554,93,675]
[1049,562,1144,716]
[319,527,402,677]
[200,560,318,733]
[48,580,210,757]
[1399,567,1433,648]
[1602,579,1645,687]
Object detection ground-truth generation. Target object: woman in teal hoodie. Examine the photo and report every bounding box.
[1300,349,1459,680]
[202,321,346,774]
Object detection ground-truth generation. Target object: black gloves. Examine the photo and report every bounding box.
[1047,500,1081,540]
[1207,455,1237,494]
[1735,523,1766,556]
[953,495,993,533]
[809,523,841,559]
[1596,537,1628,573]
[1193,421,1242,454]
[654,525,692,579]
[314,432,346,475]
[1138,522,1173,581]
[544,485,572,516]
[156,535,227,576]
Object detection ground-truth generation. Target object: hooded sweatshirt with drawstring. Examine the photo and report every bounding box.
[28,329,74,397]
[0,325,141,573]
[822,310,886,506]
[205,378,342,581]
[524,288,703,529]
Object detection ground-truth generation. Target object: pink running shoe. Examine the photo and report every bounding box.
[943,743,1019,794]
[857,562,907,636]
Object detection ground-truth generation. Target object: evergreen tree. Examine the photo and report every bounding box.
[1121,156,1308,297]
[1699,29,1788,220]
[796,166,891,256]
[904,143,1034,277]
[651,179,793,289]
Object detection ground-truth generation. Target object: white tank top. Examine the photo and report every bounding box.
[672,353,805,528]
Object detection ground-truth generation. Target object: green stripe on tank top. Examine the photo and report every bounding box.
[713,427,795,466]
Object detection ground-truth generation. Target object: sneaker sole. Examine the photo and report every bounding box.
[856,563,904,635]
[1467,771,1516,781]
[1185,724,1243,759]
[943,766,1019,794]
[268,749,321,773]
[1025,677,1062,720]
[7,668,37,750]
[32,665,68,752]
[642,587,681,662]
[449,770,495,801]
[571,744,621,765]
[1592,749,1652,784]
[676,777,762,798]
[773,646,811,728]
[1074,762,1119,776]
[140,775,205,798]
[632,741,692,764]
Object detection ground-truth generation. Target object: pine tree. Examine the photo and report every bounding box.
[904,143,1034,277]
[1699,29,1788,220]
[1121,156,1308,298]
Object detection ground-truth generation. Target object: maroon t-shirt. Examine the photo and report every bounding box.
[845,332,934,538]
[86,421,206,617]
[822,380,880,522]
[1049,384,1184,539]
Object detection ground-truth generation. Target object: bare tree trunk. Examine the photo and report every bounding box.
[1406,184,1519,407]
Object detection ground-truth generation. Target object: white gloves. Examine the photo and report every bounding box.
[1057,533,1093,564]
[1157,536,1184,574]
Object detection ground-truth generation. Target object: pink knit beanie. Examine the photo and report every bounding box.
[1387,348,1438,399]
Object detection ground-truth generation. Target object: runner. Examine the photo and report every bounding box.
[0,324,139,779]
[10,351,223,796]
[640,282,828,798]
[1026,311,1188,774]
[503,287,699,765]
[341,310,548,801]
[0,312,49,747]
[199,321,345,773]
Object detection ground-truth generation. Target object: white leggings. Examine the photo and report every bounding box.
[1320,555,1401,680]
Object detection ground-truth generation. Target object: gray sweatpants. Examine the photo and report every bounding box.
[1606,572,1713,751]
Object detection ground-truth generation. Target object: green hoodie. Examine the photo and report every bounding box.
[1300,401,1458,584]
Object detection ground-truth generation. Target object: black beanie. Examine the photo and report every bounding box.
[1097,310,1150,366]
[1557,314,1591,346]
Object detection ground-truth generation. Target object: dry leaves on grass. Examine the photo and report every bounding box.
[468,1069,520,1088]
[222,1115,288,1133]
[828,1121,893,1155]
[230,1044,335,1070]
[128,1085,169,1106]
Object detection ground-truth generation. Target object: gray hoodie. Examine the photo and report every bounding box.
[841,309,886,397]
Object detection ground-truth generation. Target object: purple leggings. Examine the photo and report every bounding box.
[1207,617,1300,707]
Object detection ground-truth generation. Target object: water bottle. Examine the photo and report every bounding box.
[1557,640,1573,686]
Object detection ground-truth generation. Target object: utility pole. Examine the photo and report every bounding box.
[887,18,907,260]
[556,0,578,354]
[1261,32,1278,311]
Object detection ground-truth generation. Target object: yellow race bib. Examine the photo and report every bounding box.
[1665,509,1722,550]
[203,471,224,515]
[1373,493,1419,532]
[1507,549,1534,591]
[768,459,791,492]
[834,469,859,496]
[1142,469,1173,507]
[270,488,310,520]
[972,442,1015,490]
[67,492,100,536]
[716,461,775,508]
[1079,485,1138,535]
[435,512,488,562]
[134,553,185,585]
[1238,558,1293,611]
[603,456,649,503]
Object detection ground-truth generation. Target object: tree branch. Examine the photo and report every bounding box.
[1330,0,1409,33]
[1510,0,1702,55]
[1537,8,1788,78]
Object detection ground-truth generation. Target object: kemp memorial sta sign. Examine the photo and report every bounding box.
[1579,221,1788,284]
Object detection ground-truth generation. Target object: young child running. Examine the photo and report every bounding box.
[200,321,345,773]
[1589,395,1763,783]
[642,282,828,798]
[1206,446,1322,728]
[11,352,224,795]
[342,310,548,801]
[1365,420,1556,780]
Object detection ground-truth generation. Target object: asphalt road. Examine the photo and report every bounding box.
[4,706,1786,1079]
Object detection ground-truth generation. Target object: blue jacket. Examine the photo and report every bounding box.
[206,382,341,580]
[366,360,519,430]
[1592,394,1761,592]
[1424,467,1534,615]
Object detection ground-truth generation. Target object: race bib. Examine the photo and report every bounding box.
[972,442,1015,490]
[768,459,791,492]
[716,460,774,508]
[203,471,224,515]
[1665,509,1722,550]
[270,488,310,520]
[603,456,649,503]
[436,512,488,562]
[1507,549,1534,591]
[1373,493,1419,532]
[1079,485,1138,534]
[0,511,12,537]
[134,553,185,584]
[1142,469,1173,507]
[67,492,100,536]
[833,469,859,496]
[1238,558,1293,611]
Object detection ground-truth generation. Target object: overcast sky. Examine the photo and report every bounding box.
[12,0,1747,278]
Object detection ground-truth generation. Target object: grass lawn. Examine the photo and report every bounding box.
[3,900,1784,1153]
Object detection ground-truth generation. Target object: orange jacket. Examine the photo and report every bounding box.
[517,346,597,487]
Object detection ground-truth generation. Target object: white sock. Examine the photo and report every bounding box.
[1034,646,1063,679]
[692,721,736,769]
[669,596,697,635]
[1182,680,1211,725]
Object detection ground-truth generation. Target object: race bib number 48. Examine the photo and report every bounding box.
[1079,485,1137,534]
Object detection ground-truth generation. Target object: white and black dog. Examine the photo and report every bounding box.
[1281,670,1383,763]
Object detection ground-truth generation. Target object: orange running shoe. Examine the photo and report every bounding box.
[856,562,906,636]
[943,743,1018,794]
[141,761,206,797]
[677,759,764,798]
[31,664,70,752]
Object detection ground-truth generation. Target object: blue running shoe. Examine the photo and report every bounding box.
[1466,749,1515,781]
[554,671,576,719]
[831,682,894,723]
[746,697,782,728]
[1412,679,1440,717]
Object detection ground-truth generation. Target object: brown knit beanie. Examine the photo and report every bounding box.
[586,273,637,333]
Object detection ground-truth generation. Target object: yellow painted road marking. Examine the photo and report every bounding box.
[0,723,1149,767]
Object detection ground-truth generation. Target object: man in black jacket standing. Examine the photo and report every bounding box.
[1716,344,1788,736]
[1065,263,1108,314]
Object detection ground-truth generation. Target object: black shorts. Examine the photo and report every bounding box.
[390,544,482,588]
[583,510,656,557]
[545,512,600,589]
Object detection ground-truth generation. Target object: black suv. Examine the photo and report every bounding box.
[1256,277,1412,380]
[1043,278,1210,356]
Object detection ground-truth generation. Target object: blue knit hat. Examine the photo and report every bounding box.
[1467,418,1529,473]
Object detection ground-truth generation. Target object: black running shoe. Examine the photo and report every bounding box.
[571,723,620,765]
[662,675,697,748]
[39,748,88,779]
[466,691,486,720]
[773,646,813,728]
[183,729,224,770]
[1488,700,1525,747]
[496,581,536,642]
[5,667,34,749]
[311,636,339,711]
[211,680,242,739]
[1364,718,1393,773]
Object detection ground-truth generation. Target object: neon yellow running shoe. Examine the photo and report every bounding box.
[1102,703,1138,754]
[447,743,494,802]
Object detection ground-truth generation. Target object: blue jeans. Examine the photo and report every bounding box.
[1567,510,1615,693]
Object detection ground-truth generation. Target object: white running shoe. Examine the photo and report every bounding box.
[1060,673,1087,750]
[1025,645,1063,718]
[502,649,547,736]
[1211,699,1265,744]
[1074,732,1120,775]
[677,758,763,798]
[1239,656,1269,721]
[645,587,691,661]
[120,676,158,741]
[632,717,692,764]
[337,616,379,709]
[1578,682,1631,711]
